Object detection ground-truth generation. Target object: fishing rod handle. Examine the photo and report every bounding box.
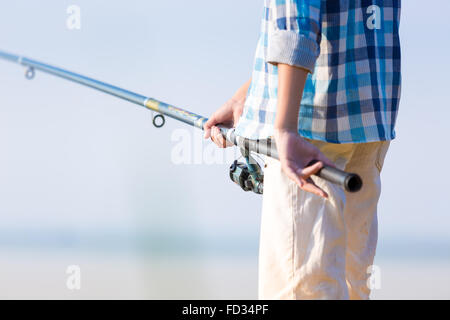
[307,160,363,193]
[221,128,362,193]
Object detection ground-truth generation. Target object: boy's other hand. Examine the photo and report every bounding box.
[204,98,244,148]
[273,129,336,199]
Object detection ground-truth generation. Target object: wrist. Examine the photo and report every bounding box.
[274,124,298,134]
[228,97,245,112]
[231,79,251,104]
[230,95,246,106]
[273,127,303,146]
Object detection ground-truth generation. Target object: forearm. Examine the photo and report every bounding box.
[231,78,252,103]
[274,64,308,132]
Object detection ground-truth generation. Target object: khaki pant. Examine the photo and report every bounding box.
[259,139,390,300]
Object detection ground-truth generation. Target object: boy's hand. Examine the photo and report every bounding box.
[204,79,251,148]
[204,98,245,148]
[274,129,335,199]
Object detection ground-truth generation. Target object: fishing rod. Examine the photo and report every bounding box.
[0,50,363,194]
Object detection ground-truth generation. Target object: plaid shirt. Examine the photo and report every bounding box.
[235,0,401,143]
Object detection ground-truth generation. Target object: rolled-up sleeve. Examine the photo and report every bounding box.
[266,0,322,73]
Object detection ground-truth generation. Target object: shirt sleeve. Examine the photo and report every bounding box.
[266,0,322,73]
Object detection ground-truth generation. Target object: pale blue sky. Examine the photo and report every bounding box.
[0,0,449,260]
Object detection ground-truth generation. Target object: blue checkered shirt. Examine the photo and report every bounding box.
[234,0,401,143]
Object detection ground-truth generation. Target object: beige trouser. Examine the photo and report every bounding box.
[259,139,390,300]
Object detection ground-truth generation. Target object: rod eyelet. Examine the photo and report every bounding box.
[152,114,165,128]
[25,67,35,80]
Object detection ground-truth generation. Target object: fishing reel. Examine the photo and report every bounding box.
[229,150,264,194]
